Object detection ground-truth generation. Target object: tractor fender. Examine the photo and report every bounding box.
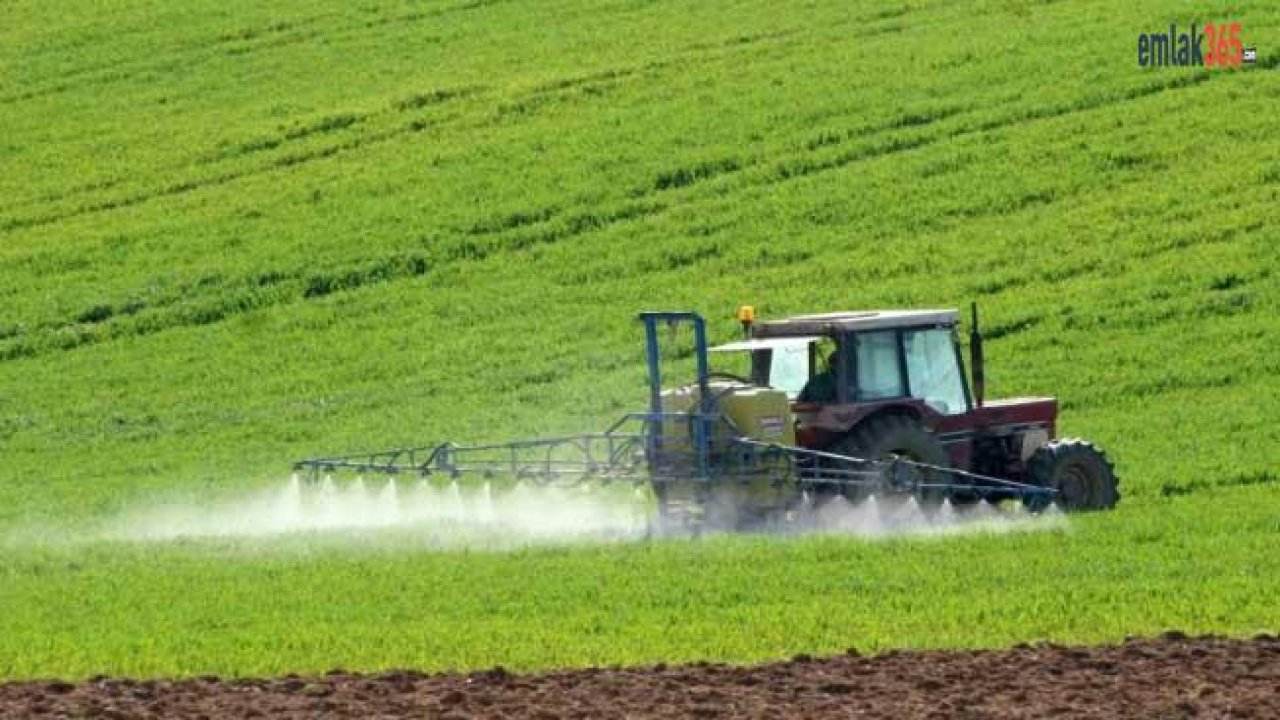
[846,404,929,435]
[795,399,940,452]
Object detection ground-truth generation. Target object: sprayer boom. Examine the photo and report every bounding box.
[293,413,1055,504]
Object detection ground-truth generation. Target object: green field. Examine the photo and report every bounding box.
[2,0,1278,680]
[3,487,1279,679]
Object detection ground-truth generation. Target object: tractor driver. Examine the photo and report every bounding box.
[798,348,843,403]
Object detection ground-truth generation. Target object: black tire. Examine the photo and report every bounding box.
[830,415,951,504]
[1026,439,1120,511]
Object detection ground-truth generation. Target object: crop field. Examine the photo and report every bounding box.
[3,487,1280,680]
[1,0,1278,694]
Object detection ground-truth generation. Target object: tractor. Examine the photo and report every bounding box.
[294,306,1119,532]
[709,305,1117,509]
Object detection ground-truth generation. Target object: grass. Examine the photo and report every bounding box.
[2,485,1276,679]
[1,0,1278,679]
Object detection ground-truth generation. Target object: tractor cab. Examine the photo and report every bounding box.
[714,309,970,414]
[709,307,1063,484]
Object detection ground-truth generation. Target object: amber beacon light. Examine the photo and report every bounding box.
[736,305,755,337]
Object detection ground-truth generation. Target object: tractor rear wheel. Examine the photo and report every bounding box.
[1026,439,1119,511]
[831,415,951,505]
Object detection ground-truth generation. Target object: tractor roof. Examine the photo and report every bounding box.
[753,309,958,337]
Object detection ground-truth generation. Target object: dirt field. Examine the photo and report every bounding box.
[4,634,1277,719]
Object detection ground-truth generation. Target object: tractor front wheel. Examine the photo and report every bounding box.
[1026,439,1119,511]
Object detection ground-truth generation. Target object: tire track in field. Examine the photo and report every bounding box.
[0,30,813,360]
[0,4,487,215]
[0,22,327,107]
[3,6,832,226]
[643,67,1215,205]
[1160,471,1280,497]
[0,95,468,234]
[0,63,1225,359]
[0,13,1226,358]
[0,0,510,216]
[0,83,478,222]
[479,64,1217,244]
[0,25,797,234]
[460,69,1221,275]
[0,0,510,107]
[757,71,1216,189]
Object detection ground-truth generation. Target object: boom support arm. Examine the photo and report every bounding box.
[637,311,712,478]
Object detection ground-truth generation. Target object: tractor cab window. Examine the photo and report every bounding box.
[853,331,905,400]
[767,341,811,399]
[796,338,840,402]
[709,337,817,399]
[903,328,969,415]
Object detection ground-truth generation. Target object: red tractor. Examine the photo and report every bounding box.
[709,305,1119,510]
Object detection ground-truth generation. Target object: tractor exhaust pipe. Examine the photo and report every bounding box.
[970,302,985,408]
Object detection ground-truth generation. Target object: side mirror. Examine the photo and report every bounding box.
[970,302,985,408]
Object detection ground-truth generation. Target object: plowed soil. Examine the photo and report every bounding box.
[4,634,1278,719]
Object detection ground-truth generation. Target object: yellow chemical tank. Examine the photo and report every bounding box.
[658,381,794,446]
[653,381,797,528]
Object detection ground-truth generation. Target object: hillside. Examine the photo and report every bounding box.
[0,0,1277,681]
[3,0,1276,517]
